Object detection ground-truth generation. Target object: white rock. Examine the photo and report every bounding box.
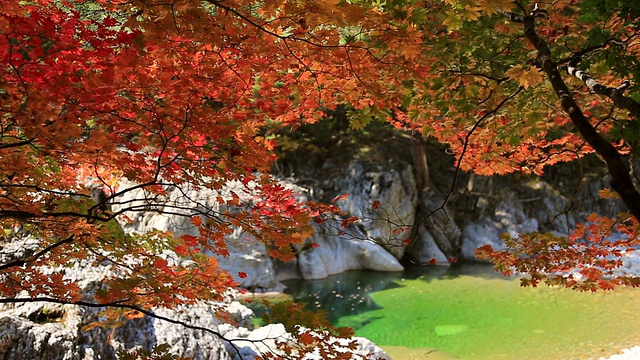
[297,222,403,280]
[334,163,418,259]
[112,179,278,290]
[600,346,640,360]
[407,224,449,265]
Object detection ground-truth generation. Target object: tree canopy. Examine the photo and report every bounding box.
[2,0,640,357]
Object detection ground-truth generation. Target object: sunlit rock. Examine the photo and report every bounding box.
[297,222,403,280]
[333,162,418,259]
[223,324,392,360]
[112,179,278,290]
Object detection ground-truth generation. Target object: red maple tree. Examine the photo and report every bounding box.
[3,0,640,358]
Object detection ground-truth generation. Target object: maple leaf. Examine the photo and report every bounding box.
[599,188,621,199]
[191,216,203,226]
[124,310,144,320]
[505,64,544,89]
[477,0,514,16]
[442,11,464,30]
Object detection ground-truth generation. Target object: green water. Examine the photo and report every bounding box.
[281,263,640,360]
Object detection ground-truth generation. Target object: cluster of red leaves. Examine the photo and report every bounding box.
[259,299,366,360]
[0,0,436,355]
[477,213,640,291]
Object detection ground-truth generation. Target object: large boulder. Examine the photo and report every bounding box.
[296,222,403,280]
[333,162,418,259]
[407,191,462,264]
[112,179,279,290]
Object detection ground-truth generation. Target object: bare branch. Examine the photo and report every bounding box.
[0,235,74,271]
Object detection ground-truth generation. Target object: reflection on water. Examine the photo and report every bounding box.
[281,262,503,323]
[282,268,400,322]
[278,262,640,360]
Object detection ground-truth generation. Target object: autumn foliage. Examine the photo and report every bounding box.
[0,0,430,356]
[2,0,640,358]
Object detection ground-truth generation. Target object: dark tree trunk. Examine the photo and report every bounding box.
[412,134,432,192]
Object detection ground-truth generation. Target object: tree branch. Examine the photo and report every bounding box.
[517,13,640,220]
[565,63,640,119]
[0,235,75,271]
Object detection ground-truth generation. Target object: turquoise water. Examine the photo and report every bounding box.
[281,263,640,360]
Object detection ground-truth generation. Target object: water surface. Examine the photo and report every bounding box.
[281,263,640,359]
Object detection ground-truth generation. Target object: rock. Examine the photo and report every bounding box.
[601,346,640,360]
[150,304,237,360]
[223,324,392,360]
[0,291,242,360]
[334,163,418,259]
[297,222,403,280]
[274,258,302,281]
[457,175,626,261]
[352,337,392,360]
[407,225,449,265]
[407,192,461,263]
[460,206,539,260]
[111,179,279,290]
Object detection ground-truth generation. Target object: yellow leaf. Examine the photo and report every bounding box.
[505,64,525,80]
[477,0,514,16]
[442,11,463,30]
[599,188,621,199]
[505,64,544,89]
[460,5,482,21]
[124,310,144,320]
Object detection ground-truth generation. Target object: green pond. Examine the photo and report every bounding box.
[279,263,640,360]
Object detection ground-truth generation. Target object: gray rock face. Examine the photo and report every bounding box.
[0,281,244,360]
[457,176,625,261]
[111,179,278,290]
[112,172,410,283]
[0,301,232,360]
[334,163,418,259]
[407,192,461,264]
[297,222,404,280]
[461,192,540,260]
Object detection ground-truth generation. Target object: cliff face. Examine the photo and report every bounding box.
[101,120,626,286]
[272,118,625,273]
